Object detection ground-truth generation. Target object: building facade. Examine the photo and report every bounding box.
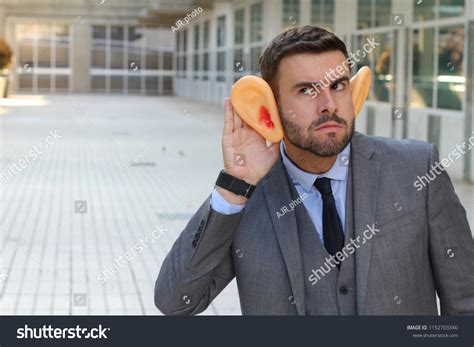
[172,0,474,182]
[1,0,175,95]
[0,0,473,182]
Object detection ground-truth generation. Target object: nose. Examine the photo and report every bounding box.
[316,88,337,115]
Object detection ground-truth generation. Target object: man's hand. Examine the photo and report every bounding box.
[217,98,279,204]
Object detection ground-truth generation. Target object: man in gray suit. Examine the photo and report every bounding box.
[155,26,474,315]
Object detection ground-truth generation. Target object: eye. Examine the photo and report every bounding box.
[332,82,346,91]
[299,87,315,95]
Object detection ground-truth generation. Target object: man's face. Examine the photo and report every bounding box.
[276,51,355,157]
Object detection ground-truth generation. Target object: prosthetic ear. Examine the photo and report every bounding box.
[350,66,372,117]
[230,75,284,143]
[230,66,372,143]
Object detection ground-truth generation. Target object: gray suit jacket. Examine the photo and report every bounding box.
[155,132,474,315]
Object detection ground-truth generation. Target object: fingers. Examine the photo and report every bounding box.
[223,97,234,134]
[233,110,243,129]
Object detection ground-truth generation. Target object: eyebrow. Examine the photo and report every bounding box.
[292,76,350,91]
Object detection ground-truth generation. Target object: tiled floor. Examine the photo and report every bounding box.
[0,94,472,316]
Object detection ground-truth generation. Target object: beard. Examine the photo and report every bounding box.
[281,111,355,157]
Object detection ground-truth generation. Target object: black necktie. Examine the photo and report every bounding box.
[314,177,345,262]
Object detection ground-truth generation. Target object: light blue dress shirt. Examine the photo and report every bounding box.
[211,142,351,242]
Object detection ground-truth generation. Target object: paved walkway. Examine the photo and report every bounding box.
[0,94,472,315]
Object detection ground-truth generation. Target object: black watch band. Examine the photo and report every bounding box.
[215,170,256,198]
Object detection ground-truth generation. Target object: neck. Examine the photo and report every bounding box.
[283,138,337,174]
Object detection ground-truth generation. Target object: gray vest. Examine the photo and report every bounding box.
[284,163,357,315]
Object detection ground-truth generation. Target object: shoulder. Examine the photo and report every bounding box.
[352,132,433,165]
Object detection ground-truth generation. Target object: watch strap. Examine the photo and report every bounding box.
[215,170,256,198]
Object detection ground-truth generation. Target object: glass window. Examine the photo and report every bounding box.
[357,0,372,29]
[91,76,105,91]
[203,21,210,49]
[413,0,435,22]
[358,0,392,28]
[128,76,141,92]
[93,25,106,40]
[19,38,34,67]
[283,0,300,26]
[163,76,173,94]
[217,16,226,47]
[322,0,335,30]
[374,0,391,27]
[145,48,158,70]
[54,25,69,68]
[412,28,435,108]
[163,52,173,70]
[37,24,51,68]
[128,45,141,72]
[193,53,199,79]
[194,25,200,50]
[250,46,262,75]
[110,26,124,69]
[92,25,106,68]
[216,51,226,81]
[182,29,188,52]
[37,74,51,90]
[145,76,158,94]
[110,76,123,92]
[439,0,465,18]
[202,52,209,80]
[234,9,245,45]
[19,74,33,89]
[234,48,244,73]
[250,2,263,42]
[55,75,68,91]
[55,43,69,68]
[128,26,141,44]
[372,32,392,102]
[311,0,335,31]
[355,33,393,102]
[437,25,464,110]
[15,22,71,93]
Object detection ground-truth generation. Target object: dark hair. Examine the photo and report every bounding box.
[259,25,349,98]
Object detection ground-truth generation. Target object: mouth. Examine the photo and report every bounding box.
[315,122,343,132]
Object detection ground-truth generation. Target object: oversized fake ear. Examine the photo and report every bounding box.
[350,66,372,117]
[230,75,284,143]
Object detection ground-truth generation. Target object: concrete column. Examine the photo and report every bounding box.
[71,23,90,93]
[465,20,474,182]
[0,7,6,37]
[262,0,282,44]
[300,0,311,25]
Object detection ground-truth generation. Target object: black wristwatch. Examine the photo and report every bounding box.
[215,170,256,198]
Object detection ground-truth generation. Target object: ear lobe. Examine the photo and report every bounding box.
[350,66,372,117]
[230,76,284,143]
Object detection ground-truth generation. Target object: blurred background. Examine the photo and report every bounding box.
[0,0,472,316]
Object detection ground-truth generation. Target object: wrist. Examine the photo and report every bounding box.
[215,170,255,202]
[215,186,248,205]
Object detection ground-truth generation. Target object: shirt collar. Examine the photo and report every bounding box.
[280,140,351,192]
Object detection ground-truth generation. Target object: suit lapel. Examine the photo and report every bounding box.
[262,157,306,315]
[261,132,379,315]
[350,132,381,314]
